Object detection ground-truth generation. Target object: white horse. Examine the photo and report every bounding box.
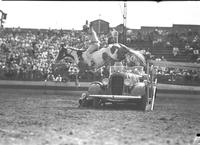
[55,43,146,71]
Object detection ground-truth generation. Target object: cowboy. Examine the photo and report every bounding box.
[82,21,101,67]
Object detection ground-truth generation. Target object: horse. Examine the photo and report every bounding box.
[55,43,146,71]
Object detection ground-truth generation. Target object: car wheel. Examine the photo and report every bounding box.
[138,95,148,111]
[88,84,103,108]
[79,92,92,108]
[88,84,102,94]
[93,97,101,108]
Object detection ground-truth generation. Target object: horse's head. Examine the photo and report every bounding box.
[120,43,146,66]
[104,43,129,62]
[113,43,129,61]
[108,43,146,66]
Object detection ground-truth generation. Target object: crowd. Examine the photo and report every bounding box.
[0,26,199,85]
[155,65,200,85]
[127,28,200,63]
[0,27,60,81]
[122,28,200,84]
[149,28,200,84]
[0,27,111,82]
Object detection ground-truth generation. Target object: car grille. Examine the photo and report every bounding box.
[110,75,124,95]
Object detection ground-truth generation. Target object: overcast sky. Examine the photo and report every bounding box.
[0,1,200,30]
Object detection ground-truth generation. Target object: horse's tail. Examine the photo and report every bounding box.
[54,45,75,63]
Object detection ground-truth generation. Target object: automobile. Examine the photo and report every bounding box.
[79,61,157,111]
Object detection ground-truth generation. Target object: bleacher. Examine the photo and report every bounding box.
[0,26,199,86]
[150,43,188,62]
[128,41,152,50]
[128,41,188,62]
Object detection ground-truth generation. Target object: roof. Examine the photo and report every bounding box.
[172,24,200,30]
[141,26,172,30]
[173,24,200,27]
[114,24,132,32]
[115,24,124,28]
[91,19,109,24]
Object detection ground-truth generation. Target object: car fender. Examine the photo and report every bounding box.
[90,81,104,88]
[131,82,146,96]
[88,81,104,95]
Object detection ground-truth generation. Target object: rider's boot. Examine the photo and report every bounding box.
[87,25,100,54]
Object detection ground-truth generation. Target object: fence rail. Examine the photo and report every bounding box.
[149,60,200,70]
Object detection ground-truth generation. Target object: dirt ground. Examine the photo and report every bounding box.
[0,88,199,145]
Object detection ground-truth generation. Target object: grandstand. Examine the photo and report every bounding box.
[150,42,188,62]
[127,24,200,63]
[0,21,200,85]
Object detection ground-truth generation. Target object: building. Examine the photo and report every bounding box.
[114,24,124,34]
[114,24,131,33]
[140,26,172,35]
[90,19,110,35]
[172,24,200,34]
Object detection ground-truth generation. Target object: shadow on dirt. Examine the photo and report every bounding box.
[78,103,145,111]
[49,105,143,111]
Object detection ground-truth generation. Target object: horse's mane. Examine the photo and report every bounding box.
[65,45,85,52]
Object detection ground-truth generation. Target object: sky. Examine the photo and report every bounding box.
[0,1,200,30]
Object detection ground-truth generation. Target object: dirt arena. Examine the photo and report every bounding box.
[0,88,199,145]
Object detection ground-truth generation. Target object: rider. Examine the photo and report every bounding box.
[82,20,101,67]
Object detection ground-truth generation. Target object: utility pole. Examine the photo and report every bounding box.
[123,1,127,44]
[0,10,7,28]
[98,14,101,36]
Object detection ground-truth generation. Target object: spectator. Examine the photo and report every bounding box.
[56,74,62,82]
[172,47,179,56]
[46,73,55,82]
[161,56,167,61]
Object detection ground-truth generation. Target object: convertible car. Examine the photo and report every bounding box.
[79,62,157,111]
